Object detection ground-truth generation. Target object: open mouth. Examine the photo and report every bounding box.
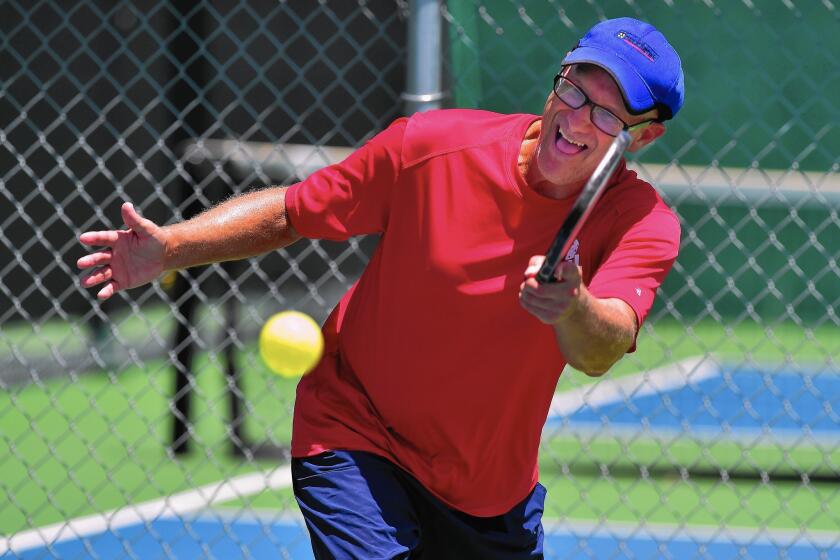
[555,126,587,155]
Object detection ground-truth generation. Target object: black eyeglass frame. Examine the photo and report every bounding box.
[552,74,660,137]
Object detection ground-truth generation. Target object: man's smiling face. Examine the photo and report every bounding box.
[528,63,663,199]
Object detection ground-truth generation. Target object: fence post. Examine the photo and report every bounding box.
[167,1,212,456]
[403,0,445,114]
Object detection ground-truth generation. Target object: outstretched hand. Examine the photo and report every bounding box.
[519,255,585,324]
[77,202,168,300]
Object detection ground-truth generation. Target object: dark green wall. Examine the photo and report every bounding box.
[446,1,840,172]
[655,195,839,324]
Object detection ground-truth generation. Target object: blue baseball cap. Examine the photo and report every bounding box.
[561,17,684,120]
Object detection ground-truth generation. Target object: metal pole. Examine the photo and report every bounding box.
[168,0,210,456]
[403,0,445,115]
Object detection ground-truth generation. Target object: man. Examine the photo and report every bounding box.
[78,17,683,559]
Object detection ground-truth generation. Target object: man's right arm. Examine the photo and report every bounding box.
[78,186,300,300]
[164,185,299,269]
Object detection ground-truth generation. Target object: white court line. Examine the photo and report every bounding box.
[542,518,840,550]
[547,356,718,420]
[0,465,292,555]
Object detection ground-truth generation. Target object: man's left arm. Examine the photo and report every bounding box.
[520,259,636,376]
[519,203,680,376]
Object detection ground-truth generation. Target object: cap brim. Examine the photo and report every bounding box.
[561,47,655,115]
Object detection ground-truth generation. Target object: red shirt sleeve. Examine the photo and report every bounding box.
[285,118,407,241]
[587,200,681,334]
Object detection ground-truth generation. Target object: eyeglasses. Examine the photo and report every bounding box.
[552,75,656,137]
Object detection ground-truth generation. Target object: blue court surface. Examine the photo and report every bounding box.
[547,364,840,442]
[7,362,840,559]
[8,513,840,559]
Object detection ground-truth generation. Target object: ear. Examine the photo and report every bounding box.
[542,91,555,113]
[627,122,665,152]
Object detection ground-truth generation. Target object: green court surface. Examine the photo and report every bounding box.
[2,317,839,536]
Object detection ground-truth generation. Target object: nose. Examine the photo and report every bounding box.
[565,102,591,132]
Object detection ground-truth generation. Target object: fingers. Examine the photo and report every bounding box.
[81,265,113,288]
[79,230,120,246]
[79,202,155,248]
[81,267,120,300]
[76,249,112,269]
[523,256,581,283]
[524,255,545,279]
[96,281,119,300]
[121,202,157,235]
[519,284,571,324]
[556,261,581,283]
[77,203,141,301]
[520,257,585,323]
[520,277,579,304]
[78,261,120,300]
[519,286,566,311]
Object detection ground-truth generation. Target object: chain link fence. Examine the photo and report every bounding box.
[2,0,839,558]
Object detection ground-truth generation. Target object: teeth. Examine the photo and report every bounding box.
[558,127,585,148]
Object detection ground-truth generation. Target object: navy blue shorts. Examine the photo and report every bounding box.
[292,450,545,559]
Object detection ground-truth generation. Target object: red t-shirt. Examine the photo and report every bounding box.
[285,109,680,516]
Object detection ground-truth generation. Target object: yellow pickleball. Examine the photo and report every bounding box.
[258,311,324,378]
